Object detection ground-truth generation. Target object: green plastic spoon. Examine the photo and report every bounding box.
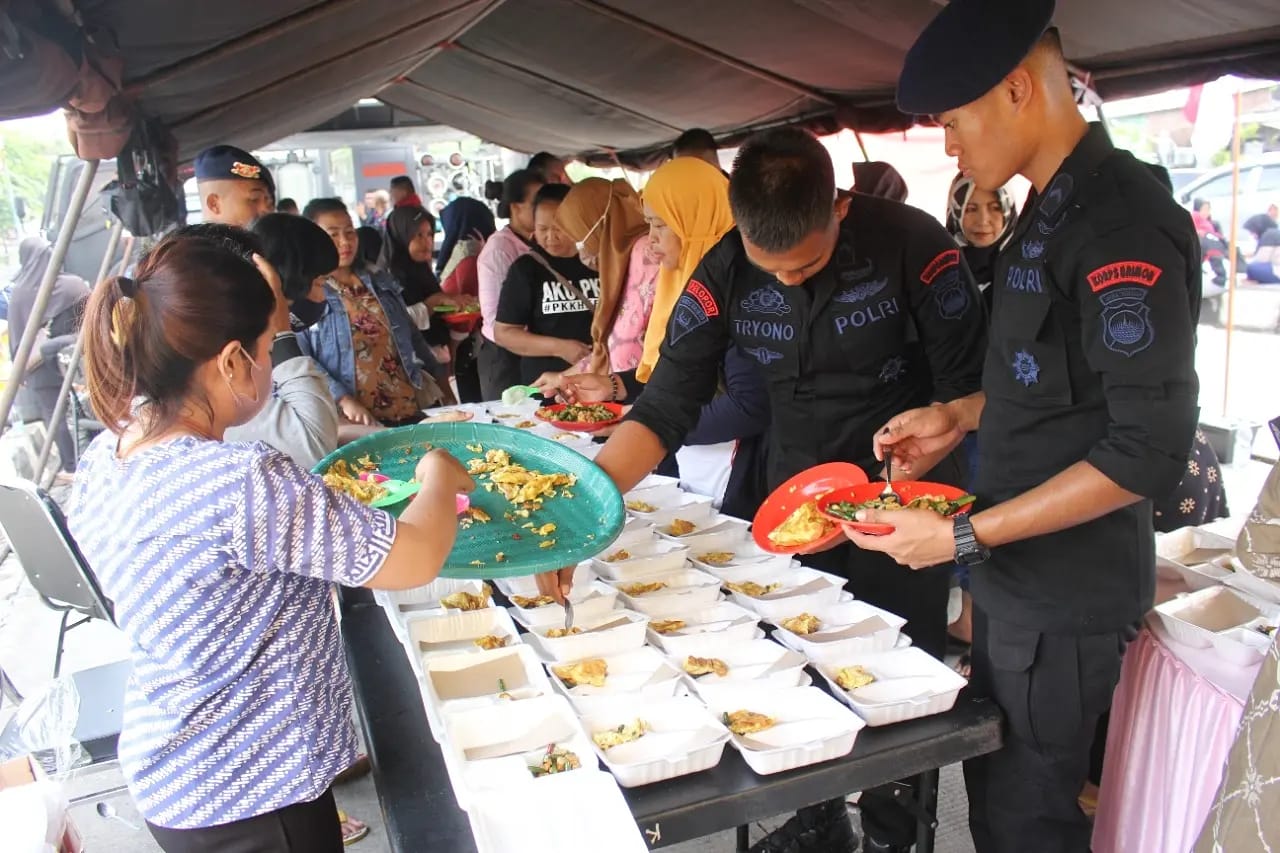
[501,385,539,406]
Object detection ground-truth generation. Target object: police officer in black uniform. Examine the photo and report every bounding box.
[853,2,1202,851]
[541,127,986,852]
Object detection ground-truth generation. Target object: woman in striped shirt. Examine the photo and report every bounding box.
[68,231,473,852]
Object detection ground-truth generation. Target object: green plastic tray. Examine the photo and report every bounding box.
[312,423,624,579]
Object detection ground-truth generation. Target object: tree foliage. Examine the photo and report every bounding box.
[0,126,72,233]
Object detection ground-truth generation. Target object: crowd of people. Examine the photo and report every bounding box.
[23,0,1276,851]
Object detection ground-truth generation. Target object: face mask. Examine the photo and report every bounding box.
[226,344,263,408]
[289,296,327,330]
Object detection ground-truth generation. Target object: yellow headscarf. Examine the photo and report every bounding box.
[637,157,734,382]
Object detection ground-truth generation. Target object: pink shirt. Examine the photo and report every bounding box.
[476,226,533,343]
[608,239,659,373]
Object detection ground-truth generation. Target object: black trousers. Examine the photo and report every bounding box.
[477,336,521,401]
[455,335,483,404]
[964,607,1129,853]
[31,383,77,472]
[146,789,342,853]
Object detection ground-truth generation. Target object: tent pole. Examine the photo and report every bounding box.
[0,159,98,436]
[34,219,122,486]
[1222,87,1243,416]
[854,130,870,162]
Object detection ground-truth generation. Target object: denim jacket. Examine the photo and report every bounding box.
[301,269,425,403]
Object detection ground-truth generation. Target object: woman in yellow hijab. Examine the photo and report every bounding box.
[638,157,736,381]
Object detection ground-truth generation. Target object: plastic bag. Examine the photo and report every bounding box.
[0,675,88,777]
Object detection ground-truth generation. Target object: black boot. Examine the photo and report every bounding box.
[748,798,860,853]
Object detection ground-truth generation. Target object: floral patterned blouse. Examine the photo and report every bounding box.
[607,239,659,373]
[334,275,419,423]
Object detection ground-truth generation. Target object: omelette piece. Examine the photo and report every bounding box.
[535,523,558,537]
[473,635,510,651]
[619,580,668,596]
[684,656,730,677]
[666,518,698,536]
[724,710,775,737]
[650,619,687,635]
[835,665,876,691]
[602,549,631,562]
[544,626,583,639]
[626,500,658,513]
[781,613,822,635]
[441,584,491,611]
[591,719,648,751]
[767,500,834,548]
[726,580,782,598]
[552,658,608,688]
[697,551,736,566]
[511,594,556,609]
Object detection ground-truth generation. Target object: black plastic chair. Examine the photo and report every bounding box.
[0,479,114,677]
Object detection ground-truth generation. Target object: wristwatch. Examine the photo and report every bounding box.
[953,515,990,566]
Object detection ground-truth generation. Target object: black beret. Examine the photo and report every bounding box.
[897,0,1055,116]
[194,145,274,196]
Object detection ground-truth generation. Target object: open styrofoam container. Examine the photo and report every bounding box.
[530,424,597,448]
[1151,586,1264,649]
[579,696,732,788]
[486,399,543,419]
[723,567,846,621]
[690,540,796,575]
[624,482,684,510]
[609,567,723,616]
[591,540,690,582]
[466,769,647,853]
[667,638,808,689]
[702,685,864,775]
[657,516,751,552]
[377,578,493,620]
[421,644,554,741]
[1223,558,1280,606]
[814,647,967,727]
[632,473,681,492]
[626,491,715,524]
[402,607,522,674]
[644,601,762,656]
[767,600,907,663]
[507,580,620,629]
[523,609,651,662]
[440,694,595,811]
[547,647,687,714]
[1156,527,1238,592]
[495,562,596,600]
[1211,623,1274,666]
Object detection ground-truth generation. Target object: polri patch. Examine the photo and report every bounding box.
[1087,261,1162,292]
[670,280,719,344]
[931,268,970,320]
[1012,349,1040,387]
[1098,287,1155,357]
[920,248,960,285]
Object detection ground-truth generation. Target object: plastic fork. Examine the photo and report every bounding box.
[880,449,897,499]
[563,598,575,633]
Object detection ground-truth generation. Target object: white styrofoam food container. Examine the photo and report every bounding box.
[420,644,554,741]
[723,567,846,621]
[440,694,595,811]
[609,568,723,616]
[702,686,864,775]
[579,696,731,787]
[768,600,907,663]
[658,517,752,553]
[377,578,493,619]
[692,542,798,576]
[402,607,521,673]
[591,540,690,581]
[507,580,619,629]
[623,482,684,509]
[523,609,651,662]
[814,647,967,726]
[1151,585,1263,649]
[626,492,716,526]
[672,638,809,690]
[546,647,686,713]
[466,769,647,853]
[1211,624,1274,666]
[495,562,596,600]
[644,601,762,657]
[1223,558,1280,606]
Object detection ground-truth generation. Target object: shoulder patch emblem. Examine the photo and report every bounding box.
[920,249,960,285]
[669,280,719,344]
[1087,261,1162,292]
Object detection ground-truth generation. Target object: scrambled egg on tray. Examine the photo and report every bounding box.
[781,613,822,635]
[835,665,876,691]
[591,719,648,750]
[684,656,730,677]
[322,458,387,504]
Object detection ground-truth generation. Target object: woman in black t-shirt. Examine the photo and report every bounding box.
[495,185,597,384]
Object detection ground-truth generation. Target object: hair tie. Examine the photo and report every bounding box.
[117,275,137,297]
[110,280,139,348]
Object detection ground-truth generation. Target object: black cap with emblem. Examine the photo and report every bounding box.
[897,0,1056,116]
[193,145,275,200]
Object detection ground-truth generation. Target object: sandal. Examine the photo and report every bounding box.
[337,810,370,846]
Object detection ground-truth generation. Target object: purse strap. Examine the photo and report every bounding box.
[525,251,596,312]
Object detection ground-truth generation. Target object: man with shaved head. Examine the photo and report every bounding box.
[856,2,1201,850]
[195,145,275,227]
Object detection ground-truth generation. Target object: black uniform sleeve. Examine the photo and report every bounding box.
[496,260,534,327]
[626,247,734,452]
[1074,227,1200,498]
[902,218,987,403]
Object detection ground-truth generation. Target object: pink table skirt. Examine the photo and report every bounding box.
[1092,629,1248,853]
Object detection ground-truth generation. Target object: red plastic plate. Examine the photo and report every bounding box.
[442,311,482,330]
[818,481,972,536]
[534,402,624,432]
[752,462,869,554]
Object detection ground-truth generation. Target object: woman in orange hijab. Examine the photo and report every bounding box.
[554,177,658,376]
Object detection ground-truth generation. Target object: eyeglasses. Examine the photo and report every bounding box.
[574,182,615,253]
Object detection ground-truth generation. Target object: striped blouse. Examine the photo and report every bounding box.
[67,433,396,829]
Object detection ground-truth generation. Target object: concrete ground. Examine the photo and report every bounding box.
[3,457,1274,852]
